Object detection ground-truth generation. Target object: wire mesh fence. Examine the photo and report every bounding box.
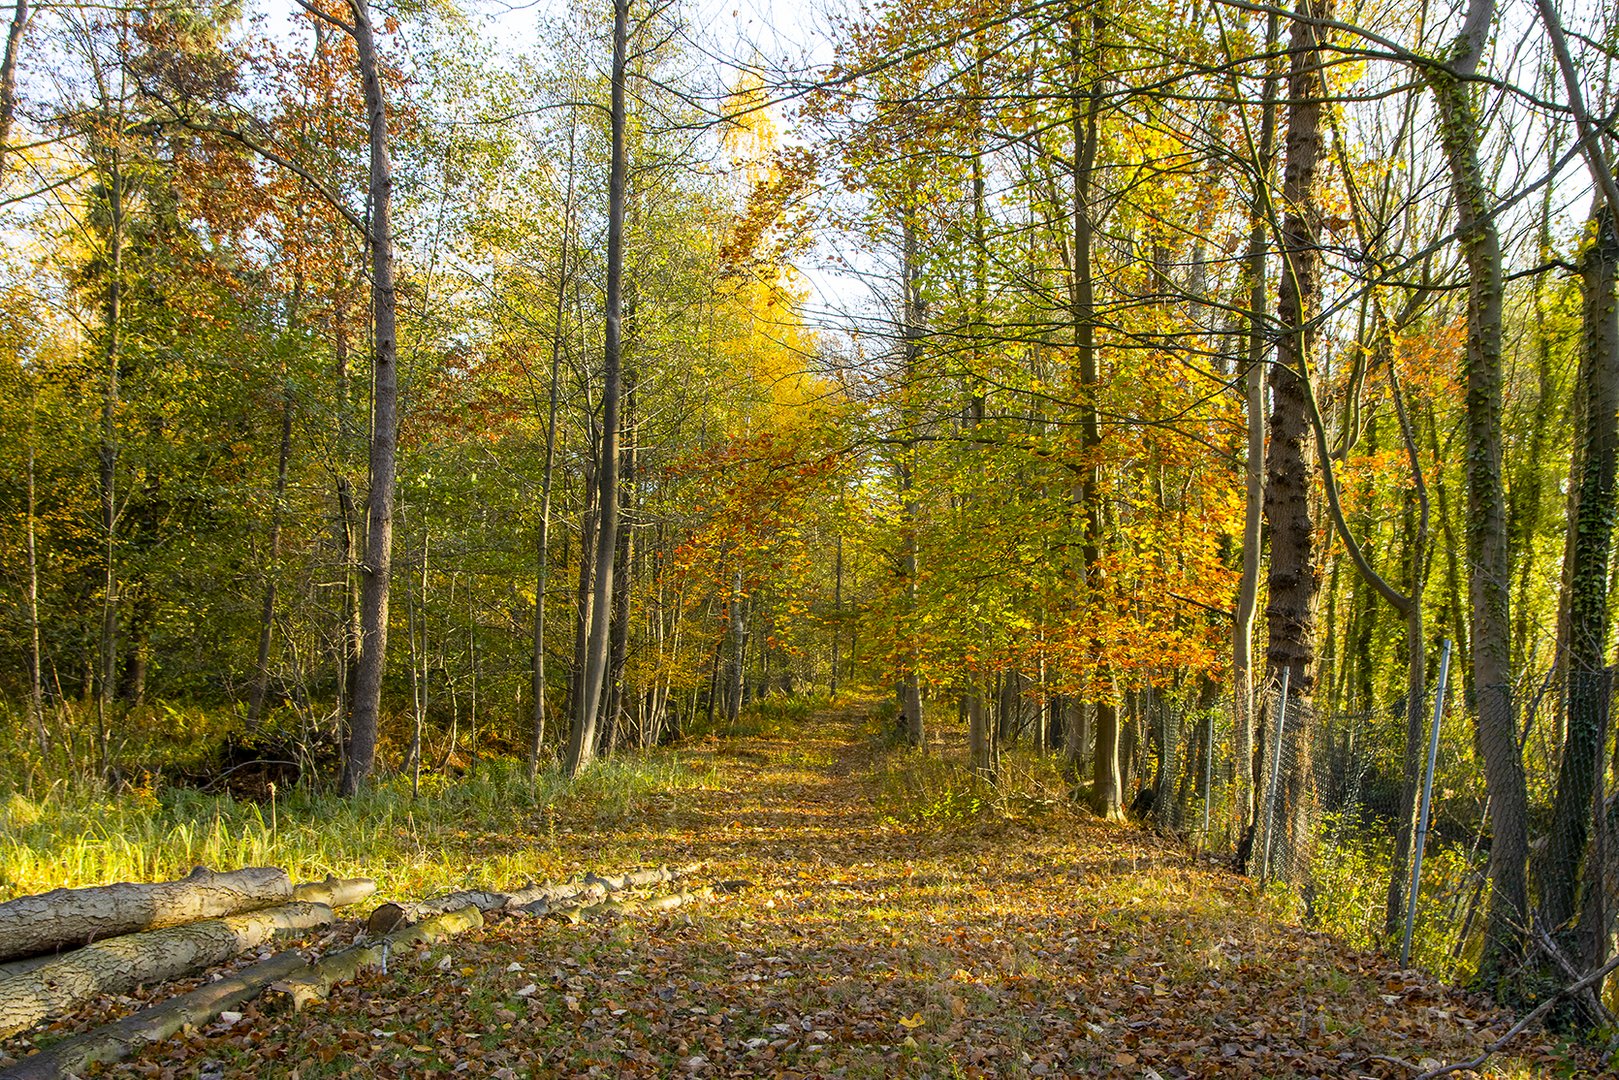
[1143,665,1507,978]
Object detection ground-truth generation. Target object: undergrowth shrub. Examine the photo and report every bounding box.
[870,745,1070,826]
[687,689,831,740]
[0,748,715,903]
[1306,816,1482,982]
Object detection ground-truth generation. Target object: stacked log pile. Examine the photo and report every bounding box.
[0,862,725,1080]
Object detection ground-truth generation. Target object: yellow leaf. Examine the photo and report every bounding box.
[899,1012,924,1029]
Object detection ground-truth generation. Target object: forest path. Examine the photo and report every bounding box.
[111,704,1581,1078]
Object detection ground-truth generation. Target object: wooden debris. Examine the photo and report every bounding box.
[290,876,377,910]
[366,862,701,933]
[273,904,485,1009]
[0,901,333,1039]
[0,951,309,1080]
[0,867,293,963]
[551,886,715,923]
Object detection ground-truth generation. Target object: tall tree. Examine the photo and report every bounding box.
[1427,0,1530,982]
[336,0,400,795]
[564,0,630,777]
[1257,0,1331,876]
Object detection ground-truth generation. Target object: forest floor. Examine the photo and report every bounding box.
[5,702,1604,1078]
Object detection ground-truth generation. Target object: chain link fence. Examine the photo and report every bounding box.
[1144,667,1507,978]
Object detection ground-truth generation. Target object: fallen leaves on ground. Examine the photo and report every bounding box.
[1,705,1602,1078]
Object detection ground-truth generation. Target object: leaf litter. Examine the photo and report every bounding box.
[2,705,1602,1078]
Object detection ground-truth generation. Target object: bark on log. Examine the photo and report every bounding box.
[0,866,293,962]
[273,904,484,1009]
[291,876,377,909]
[0,901,332,1039]
[366,864,699,934]
[553,887,713,924]
[0,951,308,1080]
[0,958,50,982]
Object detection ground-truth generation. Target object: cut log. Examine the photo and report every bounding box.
[0,866,293,963]
[515,864,701,918]
[273,904,484,1009]
[552,886,714,924]
[0,901,332,1039]
[0,957,51,982]
[291,876,377,909]
[0,951,309,1080]
[366,863,700,934]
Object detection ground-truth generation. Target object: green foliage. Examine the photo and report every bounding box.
[688,690,833,741]
[872,750,990,825]
[869,744,1069,827]
[1307,814,1485,982]
[0,749,715,904]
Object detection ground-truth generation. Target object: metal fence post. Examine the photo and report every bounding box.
[1201,709,1213,843]
[1261,667,1289,884]
[1401,638,1452,967]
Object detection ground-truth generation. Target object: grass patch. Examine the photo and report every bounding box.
[870,750,991,825]
[0,751,717,903]
[869,738,1074,827]
[1306,814,1484,981]
[686,689,832,741]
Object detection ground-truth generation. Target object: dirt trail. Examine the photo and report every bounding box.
[96,707,1592,1077]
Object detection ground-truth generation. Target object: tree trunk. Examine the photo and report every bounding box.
[830,534,842,699]
[726,568,746,724]
[898,216,925,748]
[603,374,637,756]
[1539,209,1619,935]
[404,526,428,794]
[0,0,28,175]
[1065,9,1119,818]
[340,0,400,796]
[968,687,995,781]
[1257,0,1331,874]
[288,876,376,909]
[0,902,332,1040]
[0,867,294,963]
[24,375,45,760]
[1429,0,1529,984]
[1231,8,1279,834]
[528,117,577,782]
[0,950,310,1080]
[569,453,598,723]
[365,864,695,935]
[273,905,482,1011]
[95,136,124,780]
[564,0,630,777]
[335,474,361,733]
